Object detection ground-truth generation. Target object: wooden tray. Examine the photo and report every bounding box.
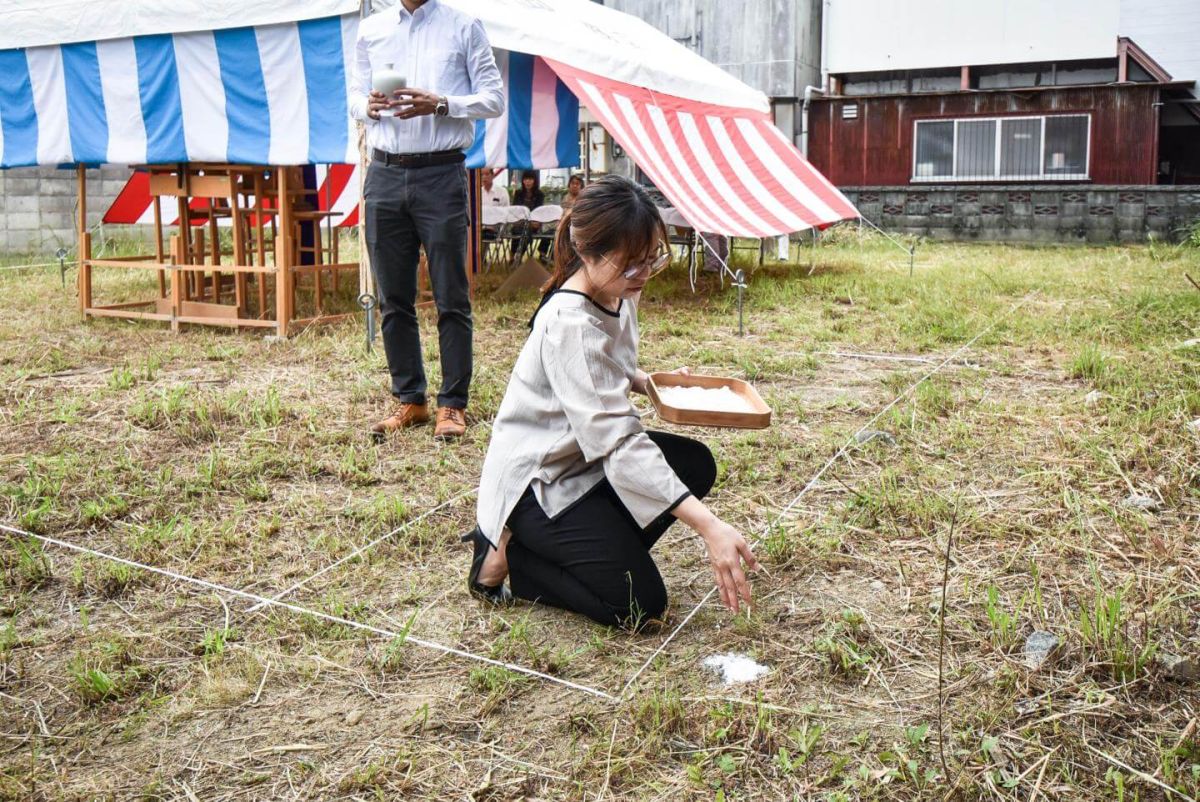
[646,372,772,429]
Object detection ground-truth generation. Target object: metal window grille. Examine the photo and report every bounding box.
[913,114,1090,182]
[913,120,953,178]
[955,119,996,179]
[1044,115,1089,176]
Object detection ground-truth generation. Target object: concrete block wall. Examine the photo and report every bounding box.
[842,185,1200,244]
[0,166,138,256]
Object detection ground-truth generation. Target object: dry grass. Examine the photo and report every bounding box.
[1,230,1198,800]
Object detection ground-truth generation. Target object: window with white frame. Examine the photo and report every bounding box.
[912,114,1090,181]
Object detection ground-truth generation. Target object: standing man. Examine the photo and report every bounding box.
[350,0,504,440]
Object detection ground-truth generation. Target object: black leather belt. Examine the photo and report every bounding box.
[371,148,465,168]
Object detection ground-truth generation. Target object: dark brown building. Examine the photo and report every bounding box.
[807,39,1200,242]
[808,42,1199,187]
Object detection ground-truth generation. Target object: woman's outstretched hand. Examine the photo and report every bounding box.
[672,496,759,615]
[699,519,759,614]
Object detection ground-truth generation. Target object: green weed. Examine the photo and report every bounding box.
[1079,582,1156,682]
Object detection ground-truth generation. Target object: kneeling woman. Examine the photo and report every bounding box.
[465,176,758,629]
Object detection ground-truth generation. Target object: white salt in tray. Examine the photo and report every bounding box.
[646,372,772,429]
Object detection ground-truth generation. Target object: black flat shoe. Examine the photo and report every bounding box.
[461,527,513,606]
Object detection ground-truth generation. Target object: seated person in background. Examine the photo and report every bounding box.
[480,169,508,244]
[561,173,584,211]
[481,168,509,207]
[512,169,544,211]
[512,170,549,260]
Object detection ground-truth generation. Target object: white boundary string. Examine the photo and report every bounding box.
[0,261,76,273]
[244,489,476,612]
[617,291,1036,699]
[0,523,617,701]
[694,233,743,286]
[0,289,1038,705]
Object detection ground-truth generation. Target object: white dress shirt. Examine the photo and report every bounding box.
[349,0,505,155]
[475,291,690,547]
[482,183,510,206]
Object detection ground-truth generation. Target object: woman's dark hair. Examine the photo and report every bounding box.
[567,174,584,188]
[515,170,543,209]
[543,175,667,294]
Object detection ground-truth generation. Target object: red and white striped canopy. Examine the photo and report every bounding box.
[549,60,857,238]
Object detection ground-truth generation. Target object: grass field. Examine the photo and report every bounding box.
[1,231,1198,800]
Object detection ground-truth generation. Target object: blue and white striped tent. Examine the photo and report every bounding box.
[0,2,578,170]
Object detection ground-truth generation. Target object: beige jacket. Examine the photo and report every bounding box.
[475,290,690,546]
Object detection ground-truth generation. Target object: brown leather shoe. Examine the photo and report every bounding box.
[370,403,430,440]
[434,406,467,440]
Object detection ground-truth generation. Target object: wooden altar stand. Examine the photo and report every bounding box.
[77,163,359,337]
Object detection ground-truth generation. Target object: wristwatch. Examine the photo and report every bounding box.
[435,96,449,117]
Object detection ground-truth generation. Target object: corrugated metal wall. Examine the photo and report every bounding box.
[808,84,1161,186]
[602,0,820,131]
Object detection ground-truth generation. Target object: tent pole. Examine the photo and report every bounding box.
[276,167,293,337]
[152,194,166,297]
[77,165,92,318]
[583,122,591,182]
[324,165,335,291]
[468,168,481,295]
[357,134,372,300]
[169,234,183,333]
[357,0,373,302]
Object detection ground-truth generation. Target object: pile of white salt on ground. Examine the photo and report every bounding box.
[657,385,754,414]
[702,653,771,685]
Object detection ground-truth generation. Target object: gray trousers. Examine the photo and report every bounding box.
[364,160,472,409]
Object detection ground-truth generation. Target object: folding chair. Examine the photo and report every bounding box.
[528,204,563,262]
[481,205,509,270]
[505,205,531,268]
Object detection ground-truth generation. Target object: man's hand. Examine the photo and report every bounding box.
[391,88,442,119]
[366,90,391,121]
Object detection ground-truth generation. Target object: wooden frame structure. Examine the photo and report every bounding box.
[77,163,360,336]
[80,163,484,333]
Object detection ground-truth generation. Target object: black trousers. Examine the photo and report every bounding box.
[364,160,472,409]
[505,431,717,630]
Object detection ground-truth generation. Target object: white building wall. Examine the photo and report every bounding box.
[826,0,1119,74]
[1120,0,1200,97]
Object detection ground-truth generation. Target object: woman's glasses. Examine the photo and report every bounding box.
[604,247,672,280]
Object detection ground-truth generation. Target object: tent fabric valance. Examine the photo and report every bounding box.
[0,0,360,51]
[1,22,579,172]
[0,13,360,168]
